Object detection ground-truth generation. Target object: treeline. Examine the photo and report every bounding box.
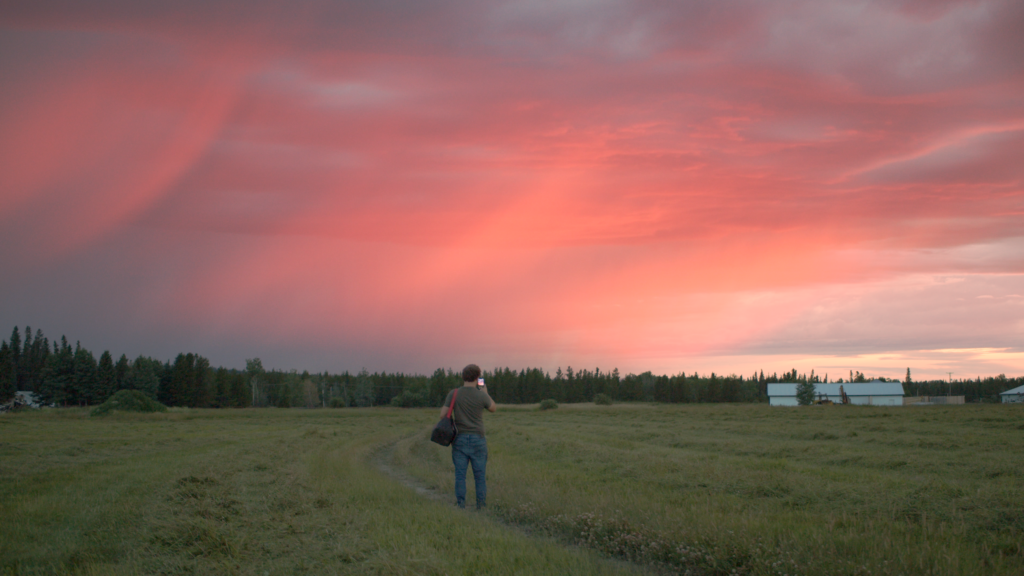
[0,326,241,407]
[0,326,774,407]
[3,326,1019,407]
[904,375,1022,404]
[0,325,415,408]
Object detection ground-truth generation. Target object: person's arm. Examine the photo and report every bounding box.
[487,400,497,413]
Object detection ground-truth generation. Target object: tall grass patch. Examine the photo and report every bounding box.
[0,408,640,576]
[398,403,1024,575]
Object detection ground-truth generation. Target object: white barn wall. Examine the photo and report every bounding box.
[1000,384,1024,403]
[767,382,905,406]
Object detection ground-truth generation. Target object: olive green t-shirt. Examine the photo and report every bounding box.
[443,386,493,437]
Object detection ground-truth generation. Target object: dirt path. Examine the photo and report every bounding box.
[369,438,661,575]
[369,440,448,502]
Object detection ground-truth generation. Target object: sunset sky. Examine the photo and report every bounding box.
[2,0,1022,380]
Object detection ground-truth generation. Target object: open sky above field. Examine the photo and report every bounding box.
[2,0,1023,380]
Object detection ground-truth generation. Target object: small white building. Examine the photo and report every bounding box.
[1000,384,1024,404]
[15,391,42,408]
[767,381,905,406]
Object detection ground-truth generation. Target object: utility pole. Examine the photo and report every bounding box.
[947,372,953,396]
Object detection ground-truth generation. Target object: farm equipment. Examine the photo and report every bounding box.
[813,385,852,405]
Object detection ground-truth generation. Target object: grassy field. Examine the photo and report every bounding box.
[2,404,1022,575]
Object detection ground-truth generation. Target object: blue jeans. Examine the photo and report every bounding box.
[451,433,487,509]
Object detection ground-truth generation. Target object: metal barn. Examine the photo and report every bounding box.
[767,381,906,406]
[1000,384,1024,404]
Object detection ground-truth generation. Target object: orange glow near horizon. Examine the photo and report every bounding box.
[1,0,1023,380]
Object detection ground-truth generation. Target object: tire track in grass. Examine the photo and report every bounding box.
[369,437,662,576]
[368,440,447,502]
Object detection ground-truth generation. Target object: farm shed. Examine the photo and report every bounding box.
[15,391,41,407]
[767,381,905,406]
[1000,384,1024,404]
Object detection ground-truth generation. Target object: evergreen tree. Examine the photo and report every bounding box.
[73,343,98,405]
[213,367,231,408]
[165,353,204,407]
[0,341,14,402]
[28,329,49,392]
[190,355,211,407]
[96,351,116,403]
[9,327,21,391]
[38,338,75,406]
[428,368,454,406]
[128,356,161,399]
[229,370,248,407]
[114,354,130,390]
[18,326,32,390]
[707,372,720,402]
[353,369,374,407]
[565,366,578,402]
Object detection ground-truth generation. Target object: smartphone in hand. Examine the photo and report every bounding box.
[477,378,485,388]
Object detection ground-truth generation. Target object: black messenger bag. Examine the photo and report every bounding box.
[430,389,458,446]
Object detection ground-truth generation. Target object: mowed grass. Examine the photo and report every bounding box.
[392,403,1024,576]
[1,405,1022,575]
[0,408,640,576]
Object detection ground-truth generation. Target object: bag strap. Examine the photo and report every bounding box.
[446,389,458,418]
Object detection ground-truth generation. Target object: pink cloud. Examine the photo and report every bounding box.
[1,0,1022,375]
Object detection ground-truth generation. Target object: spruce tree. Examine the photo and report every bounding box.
[73,343,98,405]
[213,367,230,408]
[191,355,211,407]
[114,354,130,390]
[158,360,173,405]
[0,341,14,402]
[38,339,75,406]
[166,353,193,407]
[9,327,21,391]
[229,370,248,407]
[96,351,116,404]
[19,326,32,391]
[428,368,449,407]
[353,369,374,407]
[129,356,161,399]
[29,329,49,392]
[37,352,64,406]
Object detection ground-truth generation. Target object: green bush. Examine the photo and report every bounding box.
[390,390,428,408]
[593,393,613,405]
[90,390,167,416]
[539,399,558,410]
[329,397,348,408]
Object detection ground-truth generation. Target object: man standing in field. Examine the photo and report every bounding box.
[440,364,496,509]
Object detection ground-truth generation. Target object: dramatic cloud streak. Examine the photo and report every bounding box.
[2,0,1022,379]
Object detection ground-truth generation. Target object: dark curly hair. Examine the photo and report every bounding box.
[462,364,482,382]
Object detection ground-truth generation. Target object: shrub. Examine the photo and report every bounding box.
[594,393,613,405]
[90,390,168,416]
[539,399,558,410]
[329,397,347,408]
[390,390,428,408]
